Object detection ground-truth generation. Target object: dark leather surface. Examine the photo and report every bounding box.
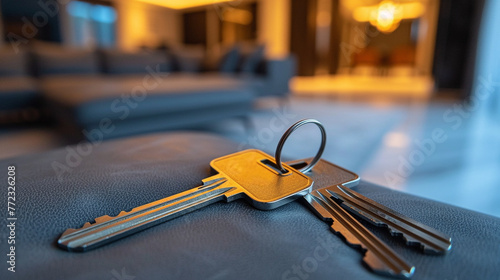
[1,132,498,279]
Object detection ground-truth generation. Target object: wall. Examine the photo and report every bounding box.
[169,0,291,59]
[59,0,182,51]
[0,4,4,47]
[257,0,290,58]
[471,0,500,115]
[289,0,317,76]
[56,0,289,54]
[183,0,291,58]
[1,0,62,44]
[367,21,413,55]
[432,0,484,90]
[113,0,181,51]
[415,0,439,76]
[3,0,291,53]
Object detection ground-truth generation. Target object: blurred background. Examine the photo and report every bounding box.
[0,0,499,216]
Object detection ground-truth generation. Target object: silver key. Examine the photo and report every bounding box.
[327,184,452,254]
[59,149,313,252]
[290,159,415,278]
[290,159,452,254]
[308,189,415,278]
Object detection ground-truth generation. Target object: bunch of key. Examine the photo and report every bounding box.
[58,119,451,278]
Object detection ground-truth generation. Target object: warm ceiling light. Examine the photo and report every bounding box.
[353,1,425,33]
[370,1,402,33]
[353,6,373,22]
[137,0,234,10]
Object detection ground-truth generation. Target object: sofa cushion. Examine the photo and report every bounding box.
[238,44,265,74]
[42,74,256,116]
[0,132,498,280]
[41,74,258,138]
[0,48,29,77]
[33,47,99,76]
[0,77,39,110]
[170,45,205,73]
[101,49,171,74]
[218,45,240,73]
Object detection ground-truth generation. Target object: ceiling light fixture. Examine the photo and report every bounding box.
[137,0,234,10]
[353,1,425,33]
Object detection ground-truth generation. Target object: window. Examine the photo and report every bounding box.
[66,1,117,47]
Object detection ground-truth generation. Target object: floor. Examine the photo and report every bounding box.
[211,96,500,217]
[1,96,499,217]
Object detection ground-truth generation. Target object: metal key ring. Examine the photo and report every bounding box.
[275,119,327,173]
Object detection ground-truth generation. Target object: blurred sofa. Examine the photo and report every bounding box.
[0,49,41,125]
[0,43,296,140]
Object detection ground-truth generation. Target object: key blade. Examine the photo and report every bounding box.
[308,190,415,278]
[59,176,235,252]
[328,185,452,254]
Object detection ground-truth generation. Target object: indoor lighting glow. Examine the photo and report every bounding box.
[353,1,425,33]
[384,132,410,148]
[371,1,402,33]
[137,0,234,10]
[223,9,253,25]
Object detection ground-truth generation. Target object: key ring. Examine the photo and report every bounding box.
[275,119,327,173]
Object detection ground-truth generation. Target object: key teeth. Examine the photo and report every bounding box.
[92,211,131,224]
[386,226,452,255]
[330,225,364,251]
[94,215,112,223]
[334,187,453,255]
[65,214,119,234]
[396,232,429,253]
